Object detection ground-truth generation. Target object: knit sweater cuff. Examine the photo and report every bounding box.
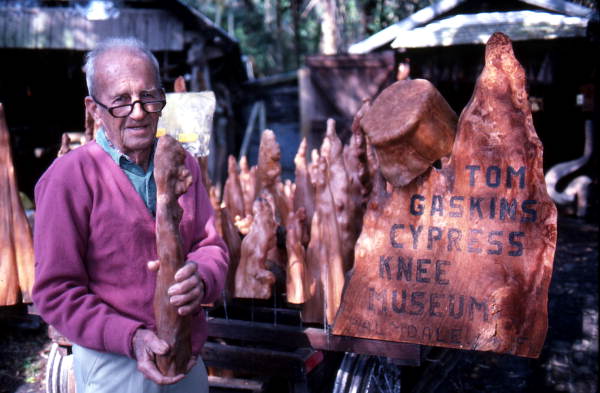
[103,315,144,358]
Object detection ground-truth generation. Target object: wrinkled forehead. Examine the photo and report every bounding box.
[94,48,160,95]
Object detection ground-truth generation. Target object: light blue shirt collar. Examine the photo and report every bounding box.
[95,128,157,215]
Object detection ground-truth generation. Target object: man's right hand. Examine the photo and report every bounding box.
[132,328,185,385]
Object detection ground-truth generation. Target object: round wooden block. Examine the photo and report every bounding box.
[360,79,457,187]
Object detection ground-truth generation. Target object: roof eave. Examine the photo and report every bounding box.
[520,0,594,17]
[390,11,590,49]
[174,0,239,46]
[348,0,466,54]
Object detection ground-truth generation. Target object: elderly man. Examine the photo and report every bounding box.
[32,37,228,393]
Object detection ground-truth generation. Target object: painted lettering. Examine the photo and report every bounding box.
[489,197,496,219]
[449,328,462,344]
[410,225,423,249]
[422,327,433,341]
[487,231,503,255]
[390,224,404,248]
[449,196,464,217]
[469,297,488,322]
[392,290,407,313]
[521,200,538,222]
[470,197,484,219]
[376,290,489,323]
[379,256,392,280]
[467,165,527,190]
[486,166,501,188]
[508,231,525,256]
[429,293,443,317]
[410,291,425,315]
[467,165,481,186]
[431,195,444,216]
[506,166,526,189]
[427,226,442,250]
[467,228,483,254]
[410,194,425,216]
[448,294,464,319]
[397,257,412,281]
[416,259,431,283]
[447,228,462,251]
[500,198,517,221]
[368,287,387,313]
[435,260,450,285]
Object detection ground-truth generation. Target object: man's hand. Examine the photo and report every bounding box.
[147,260,205,316]
[132,328,185,384]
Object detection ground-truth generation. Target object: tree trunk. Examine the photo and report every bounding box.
[319,0,339,55]
[291,0,301,68]
[361,0,378,36]
[275,0,284,73]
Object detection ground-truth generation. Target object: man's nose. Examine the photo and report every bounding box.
[129,101,146,120]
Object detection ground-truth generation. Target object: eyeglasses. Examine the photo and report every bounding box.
[92,95,166,118]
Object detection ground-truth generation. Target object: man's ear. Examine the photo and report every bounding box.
[84,96,102,126]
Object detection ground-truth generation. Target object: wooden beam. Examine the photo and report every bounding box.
[208,375,264,392]
[206,318,421,366]
[201,341,316,378]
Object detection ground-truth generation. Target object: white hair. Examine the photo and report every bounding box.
[83,37,161,96]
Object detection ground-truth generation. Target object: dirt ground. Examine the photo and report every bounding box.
[0,214,597,393]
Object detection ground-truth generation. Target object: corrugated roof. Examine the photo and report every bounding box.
[348,0,466,54]
[0,1,237,51]
[519,0,595,17]
[349,0,594,53]
[391,10,589,48]
[0,7,184,50]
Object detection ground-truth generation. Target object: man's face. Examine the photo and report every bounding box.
[85,49,162,160]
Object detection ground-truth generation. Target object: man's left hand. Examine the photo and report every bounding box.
[148,261,205,315]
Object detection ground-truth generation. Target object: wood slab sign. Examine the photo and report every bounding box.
[332,33,557,358]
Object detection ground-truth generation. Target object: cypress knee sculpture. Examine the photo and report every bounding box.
[285,208,309,304]
[293,138,315,231]
[344,99,372,224]
[321,119,354,272]
[221,206,242,300]
[239,156,257,217]
[256,130,290,227]
[0,103,34,306]
[223,155,246,222]
[341,117,372,263]
[303,154,345,325]
[234,198,277,299]
[153,135,193,375]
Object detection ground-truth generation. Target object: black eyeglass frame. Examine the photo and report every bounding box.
[91,94,166,118]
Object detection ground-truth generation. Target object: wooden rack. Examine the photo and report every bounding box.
[201,303,421,392]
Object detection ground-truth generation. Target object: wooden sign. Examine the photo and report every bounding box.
[332,33,557,358]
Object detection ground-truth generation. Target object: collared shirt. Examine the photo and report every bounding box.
[95,128,157,216]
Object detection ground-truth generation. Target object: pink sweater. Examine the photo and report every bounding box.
[32,141,228,358]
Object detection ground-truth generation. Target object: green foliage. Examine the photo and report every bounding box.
[181,0,433,76]
[180,0,595,76]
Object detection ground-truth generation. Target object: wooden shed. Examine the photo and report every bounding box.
[0,0,247,197]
